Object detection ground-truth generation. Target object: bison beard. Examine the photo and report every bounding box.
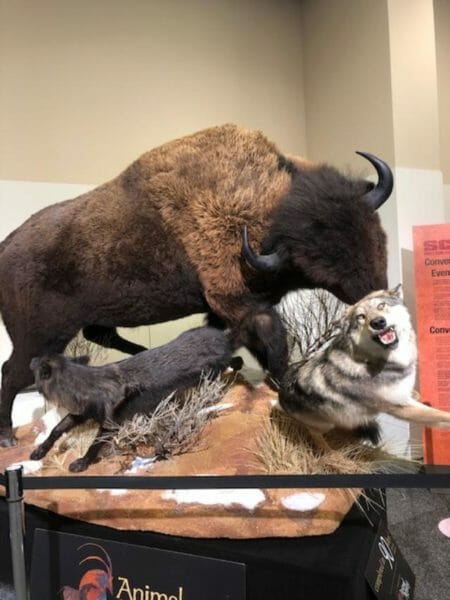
[0,124,392,446]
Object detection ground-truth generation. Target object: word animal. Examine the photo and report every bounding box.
[0,124,392,446]
[279,286,450,442]
[30,327,233,471]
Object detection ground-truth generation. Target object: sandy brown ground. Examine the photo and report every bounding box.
[0,380,354,538]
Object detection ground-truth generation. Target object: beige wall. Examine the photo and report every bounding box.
[435,0,450,184]
[0,0,306,367]
[300,0,400,288]
[388,0,440,170]
[300,0,394,171]
[0,0,306,185]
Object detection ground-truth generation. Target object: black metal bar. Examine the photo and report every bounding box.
[5,465,28,600]
[8,470,450,491]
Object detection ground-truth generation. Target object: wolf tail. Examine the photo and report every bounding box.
[384,397,450,428]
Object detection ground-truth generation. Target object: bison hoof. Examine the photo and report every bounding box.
[0,431,17,448]
[68,458,89,473]
[30,447,46,461]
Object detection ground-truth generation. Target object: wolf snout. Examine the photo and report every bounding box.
[370,316,387,330]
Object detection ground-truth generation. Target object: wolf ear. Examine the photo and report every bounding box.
[389,283,403,300]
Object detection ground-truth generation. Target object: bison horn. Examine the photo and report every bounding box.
[356,151,393,210]
[241,226,281,272]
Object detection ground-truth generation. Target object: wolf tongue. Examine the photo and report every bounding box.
[379,328,396,344]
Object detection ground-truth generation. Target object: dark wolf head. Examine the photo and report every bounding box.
[242,152,392,305]
[30,354,90,398]
[30,354,89,391]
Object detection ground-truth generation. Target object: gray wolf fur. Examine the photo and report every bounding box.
[279,286,450,443]
[29,326,233,472]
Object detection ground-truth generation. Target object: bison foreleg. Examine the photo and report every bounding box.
[235,307,289,383]
[83,325,147,355]
[30,413,86,461]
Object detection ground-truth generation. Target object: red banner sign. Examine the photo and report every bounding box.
[413,223,450,464]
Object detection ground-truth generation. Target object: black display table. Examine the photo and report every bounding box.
[0,492,383,600]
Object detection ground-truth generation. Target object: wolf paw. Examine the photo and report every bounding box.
[30,446,47,460]
[68,458,89,473]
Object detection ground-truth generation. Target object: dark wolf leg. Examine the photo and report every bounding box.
[206,312,243,371]
[68,425,109,473]
[83,325,147,355]
[30,413,87,460]
[353,422,381,445]
[234,306,289,383]
[0,331,77,447]
[206,311,227,330]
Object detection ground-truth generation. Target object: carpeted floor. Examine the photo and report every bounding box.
[0,584,15,599]
[387,488,450,600]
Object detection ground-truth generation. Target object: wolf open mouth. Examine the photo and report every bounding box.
[373,326,398,347]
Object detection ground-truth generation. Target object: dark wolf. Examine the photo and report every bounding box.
[29,326,233,472]
[0,124,392,445]
[279,286,450,443]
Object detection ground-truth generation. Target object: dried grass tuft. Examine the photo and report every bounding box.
[255,408,418,520]
[255,408,411,476]
[38,420,100,473]
[105,372,233,460]
[57,420,99,455]
[64,332,107,364]
[278,289,346,363]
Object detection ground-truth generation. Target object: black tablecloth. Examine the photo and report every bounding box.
[0,493,383,600]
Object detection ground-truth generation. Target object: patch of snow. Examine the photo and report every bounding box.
[12,390,46,427]
[162,488,266,510]
[126,456,157,474]
[199,402,233,416]
[33,406,67,445]
[281,492,326,512]
[10,460,43,475]
[97,488,129,496]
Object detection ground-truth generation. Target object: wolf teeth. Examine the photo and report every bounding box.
[378,327,397,345]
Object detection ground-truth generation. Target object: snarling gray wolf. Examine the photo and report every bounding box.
[279,286,450,443]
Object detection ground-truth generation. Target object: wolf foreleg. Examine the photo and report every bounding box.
[383,396,450,427]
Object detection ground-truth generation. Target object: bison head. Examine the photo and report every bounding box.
[242,152,392,305]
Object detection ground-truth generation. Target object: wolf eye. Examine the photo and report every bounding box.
[377,302,386,310]
[356,313,366,322]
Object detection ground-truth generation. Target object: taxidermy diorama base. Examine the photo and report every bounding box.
[0,376,391,539]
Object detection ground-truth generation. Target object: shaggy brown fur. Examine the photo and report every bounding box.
[29,327,233,472]
[0,124,390,445]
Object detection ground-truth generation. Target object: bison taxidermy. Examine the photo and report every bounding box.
[0,124,393,446]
